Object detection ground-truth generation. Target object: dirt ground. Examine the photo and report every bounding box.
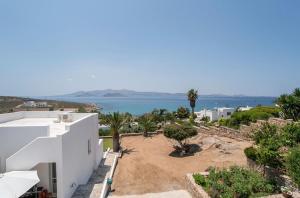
[112,133,252,195]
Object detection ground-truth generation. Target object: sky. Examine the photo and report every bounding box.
[0,0,299,97]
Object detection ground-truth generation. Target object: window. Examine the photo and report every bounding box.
[88,139,91,154]
[227,112,232,116]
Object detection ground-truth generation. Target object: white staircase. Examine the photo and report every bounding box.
[6,136,59,171]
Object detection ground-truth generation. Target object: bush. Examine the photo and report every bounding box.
[176,106,190,119]
[280,123,300,147]
[219,106,280,129]
[252,123,279,146]
[244,147,257,161]
[193,173,206,186]
[194,166,275,198]
[286,146,300,187]
[99,129,112,136]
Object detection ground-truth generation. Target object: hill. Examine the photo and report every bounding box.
[0,96,96,114]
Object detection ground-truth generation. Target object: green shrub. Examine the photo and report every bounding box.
[286,146,300,187]
[280,123,300,147]
[176,106,190,119]
[193,173,206,186]
[99,129,112,136]
[252,123,279,146]
[219,106,280,129]
[244,147,257,161]
[195,166,275,198]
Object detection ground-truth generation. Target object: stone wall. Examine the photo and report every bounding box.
[200,118,294,141]
[198,125,250,141]
[247,158,299,193]
[185,173,210,198]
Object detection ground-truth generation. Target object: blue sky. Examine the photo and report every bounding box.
[0,0,299,97]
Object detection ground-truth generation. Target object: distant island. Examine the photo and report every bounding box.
[103,93,127,97]
[54,89,265,98]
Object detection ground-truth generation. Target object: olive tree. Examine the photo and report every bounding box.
[164,124,197,155]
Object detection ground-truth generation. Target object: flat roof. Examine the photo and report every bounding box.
[0,118,68,136]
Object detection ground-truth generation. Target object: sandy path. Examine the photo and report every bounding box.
[112,133,252,195]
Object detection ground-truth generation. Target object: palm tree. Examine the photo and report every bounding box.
[187,89,198,117]
[139,114,155,137]
[103,112,127,152]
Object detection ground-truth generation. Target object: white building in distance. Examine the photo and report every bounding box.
[0,111,103,198]
[238,106,253,111]
[195,107,235,122]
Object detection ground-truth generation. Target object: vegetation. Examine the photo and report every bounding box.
[244,147,257,161]
[176,106,190,119]
[276,88,300,121]
[245,122,300,186]
[250,124,283,171]
[219,106,280,129]
[164,124,197,154]
[99,129,112,136]
[102,137,112,151]
[101,112,128,152]
[187,89,198,118]
[138,114,156,137]
[280,123,300,147]
[286,146,300,187]
[0,96,93,114]
[193,166,275,198]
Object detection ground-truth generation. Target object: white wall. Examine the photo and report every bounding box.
[60,114,100,198]
[0,126,49,172]
[0,112,24,123]
[6,136,60,171]
[33,163,51,191]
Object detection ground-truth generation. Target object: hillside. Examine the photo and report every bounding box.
[0,96,96,114]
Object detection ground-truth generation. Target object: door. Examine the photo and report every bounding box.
[49,163,57,197]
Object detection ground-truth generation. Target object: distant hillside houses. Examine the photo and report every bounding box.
[23,101,49,108]
[195,107,235,122]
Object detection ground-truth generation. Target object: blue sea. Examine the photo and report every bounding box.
[46,96,276,115]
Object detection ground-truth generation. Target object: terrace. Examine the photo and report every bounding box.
[110,133,252,196]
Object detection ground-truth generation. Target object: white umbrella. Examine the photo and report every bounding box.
[0,171,40,198]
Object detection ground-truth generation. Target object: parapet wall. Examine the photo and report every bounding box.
[199,118,294,141]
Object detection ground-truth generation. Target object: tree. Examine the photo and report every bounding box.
[139,114,156,137]
[78,106,87,113]
[187,89,198,117]
[276,88,300,121]
[176,106,190,119]
[102,112,127,152]
[164,124,197,154]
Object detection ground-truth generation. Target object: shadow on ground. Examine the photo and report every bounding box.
[169,144,202,158]
[122,148,137,155]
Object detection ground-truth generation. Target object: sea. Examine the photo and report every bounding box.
[45,96,276,116]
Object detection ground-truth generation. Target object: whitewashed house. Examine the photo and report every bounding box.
[195,107,235,122]
[23,101,36,107]
[238,106,253,111]
[0,111,103,198]
[35,102,48,108]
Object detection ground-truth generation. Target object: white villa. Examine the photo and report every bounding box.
[195,107,235,122]
[238,106,253,111]
[0,111,103,198]
[23,101,49,108]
